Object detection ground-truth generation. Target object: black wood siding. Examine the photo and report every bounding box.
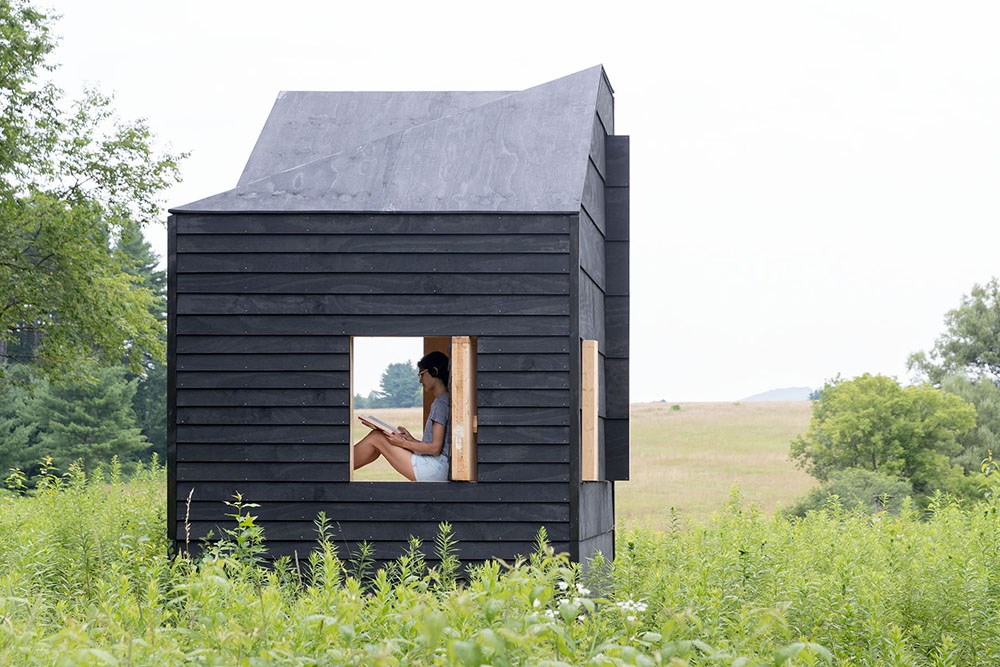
[570,89,627,557]
[604,136,630,481]
[169,212,576,563]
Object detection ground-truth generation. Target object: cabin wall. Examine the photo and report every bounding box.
[605,136,630,481]
[572,74,628,560]
[168,212,577,563]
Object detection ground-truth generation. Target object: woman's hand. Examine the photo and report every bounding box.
[386,427,417,450]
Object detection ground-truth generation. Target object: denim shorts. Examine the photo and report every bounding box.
[411,453,450,482]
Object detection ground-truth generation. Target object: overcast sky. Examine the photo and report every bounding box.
[40,0,1000,402]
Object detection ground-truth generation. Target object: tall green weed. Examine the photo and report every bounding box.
[2,466,999,665]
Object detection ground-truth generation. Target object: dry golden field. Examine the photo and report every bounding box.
[350,402,817,526]
[618,401,816,528]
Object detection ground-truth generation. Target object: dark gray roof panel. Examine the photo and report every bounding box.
[237,91,510,186]
[174,66,607,214]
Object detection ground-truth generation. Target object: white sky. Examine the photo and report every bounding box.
[39,0,1000,402]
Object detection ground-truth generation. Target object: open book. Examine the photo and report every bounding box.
[357,414,398,435]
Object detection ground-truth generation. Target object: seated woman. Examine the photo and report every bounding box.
[353,351,451,481]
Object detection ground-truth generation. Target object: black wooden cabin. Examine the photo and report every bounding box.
[167,65,630,566]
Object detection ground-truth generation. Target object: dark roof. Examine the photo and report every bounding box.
[172,65,607,214]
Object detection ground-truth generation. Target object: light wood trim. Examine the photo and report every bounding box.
[582,339,599,481]
[349,336,355,481]
[450,336,477,481]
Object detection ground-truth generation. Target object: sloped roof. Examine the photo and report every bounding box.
[172,66,607,214]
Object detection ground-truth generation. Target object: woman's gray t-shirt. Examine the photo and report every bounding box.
[422,392,451,457]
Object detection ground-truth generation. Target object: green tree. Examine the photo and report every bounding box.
[938,375,1000,474]
[785,468,915,517]
[0,364,41,472]
[117,227,167,458]
[0,0,183,374]
[908,278,1000,478]
[909,278,1000,384]
[378,361,421,408]
[23,365,148,472]
[790,374,976,498]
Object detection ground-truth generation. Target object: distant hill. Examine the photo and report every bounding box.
[740,387,813,402]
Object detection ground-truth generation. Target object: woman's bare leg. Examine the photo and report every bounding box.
[353,431,383,469]
[371,437,416,481]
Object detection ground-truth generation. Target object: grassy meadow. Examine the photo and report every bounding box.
[354,401,817,527]
[621,402,816,527]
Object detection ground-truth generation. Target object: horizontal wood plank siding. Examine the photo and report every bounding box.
[176,389,349,407]
[478,389,570,408]
[178,273,569,295]
[176,315,568,337]
[176,294,569,316]
[177,253,569,274]
[177,335,350,354]
[181,500,569,523]
[176,406,348,425]
[178,481,570,503]
[177,443,349,463]
[176,233,570,254]
[176,353,350,371]
[171,213,575,564]
[181,520,568,543]
[176,425,351,444]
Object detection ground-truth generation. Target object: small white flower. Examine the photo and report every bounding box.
[576,583,591,596]
[533,599,541,608]
[557,581,569,591]
[627,615,636,622]
[543,609,558,620]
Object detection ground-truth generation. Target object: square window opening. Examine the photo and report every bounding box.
[350,336,477,482]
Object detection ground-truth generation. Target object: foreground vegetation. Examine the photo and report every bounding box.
[3,462,1000,665]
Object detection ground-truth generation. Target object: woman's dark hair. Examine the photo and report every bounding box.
[417,350,450,386]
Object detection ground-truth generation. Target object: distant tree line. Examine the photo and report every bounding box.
[790,278,1000,515]
[354,361,422,409]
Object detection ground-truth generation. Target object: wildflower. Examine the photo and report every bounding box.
[533,599,541,608]
[576,583,591,596]
[614,599,648,614]
[557,581,570,591]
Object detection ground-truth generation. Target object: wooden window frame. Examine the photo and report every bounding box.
[582,339,600,481]
[350,335,477,482]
